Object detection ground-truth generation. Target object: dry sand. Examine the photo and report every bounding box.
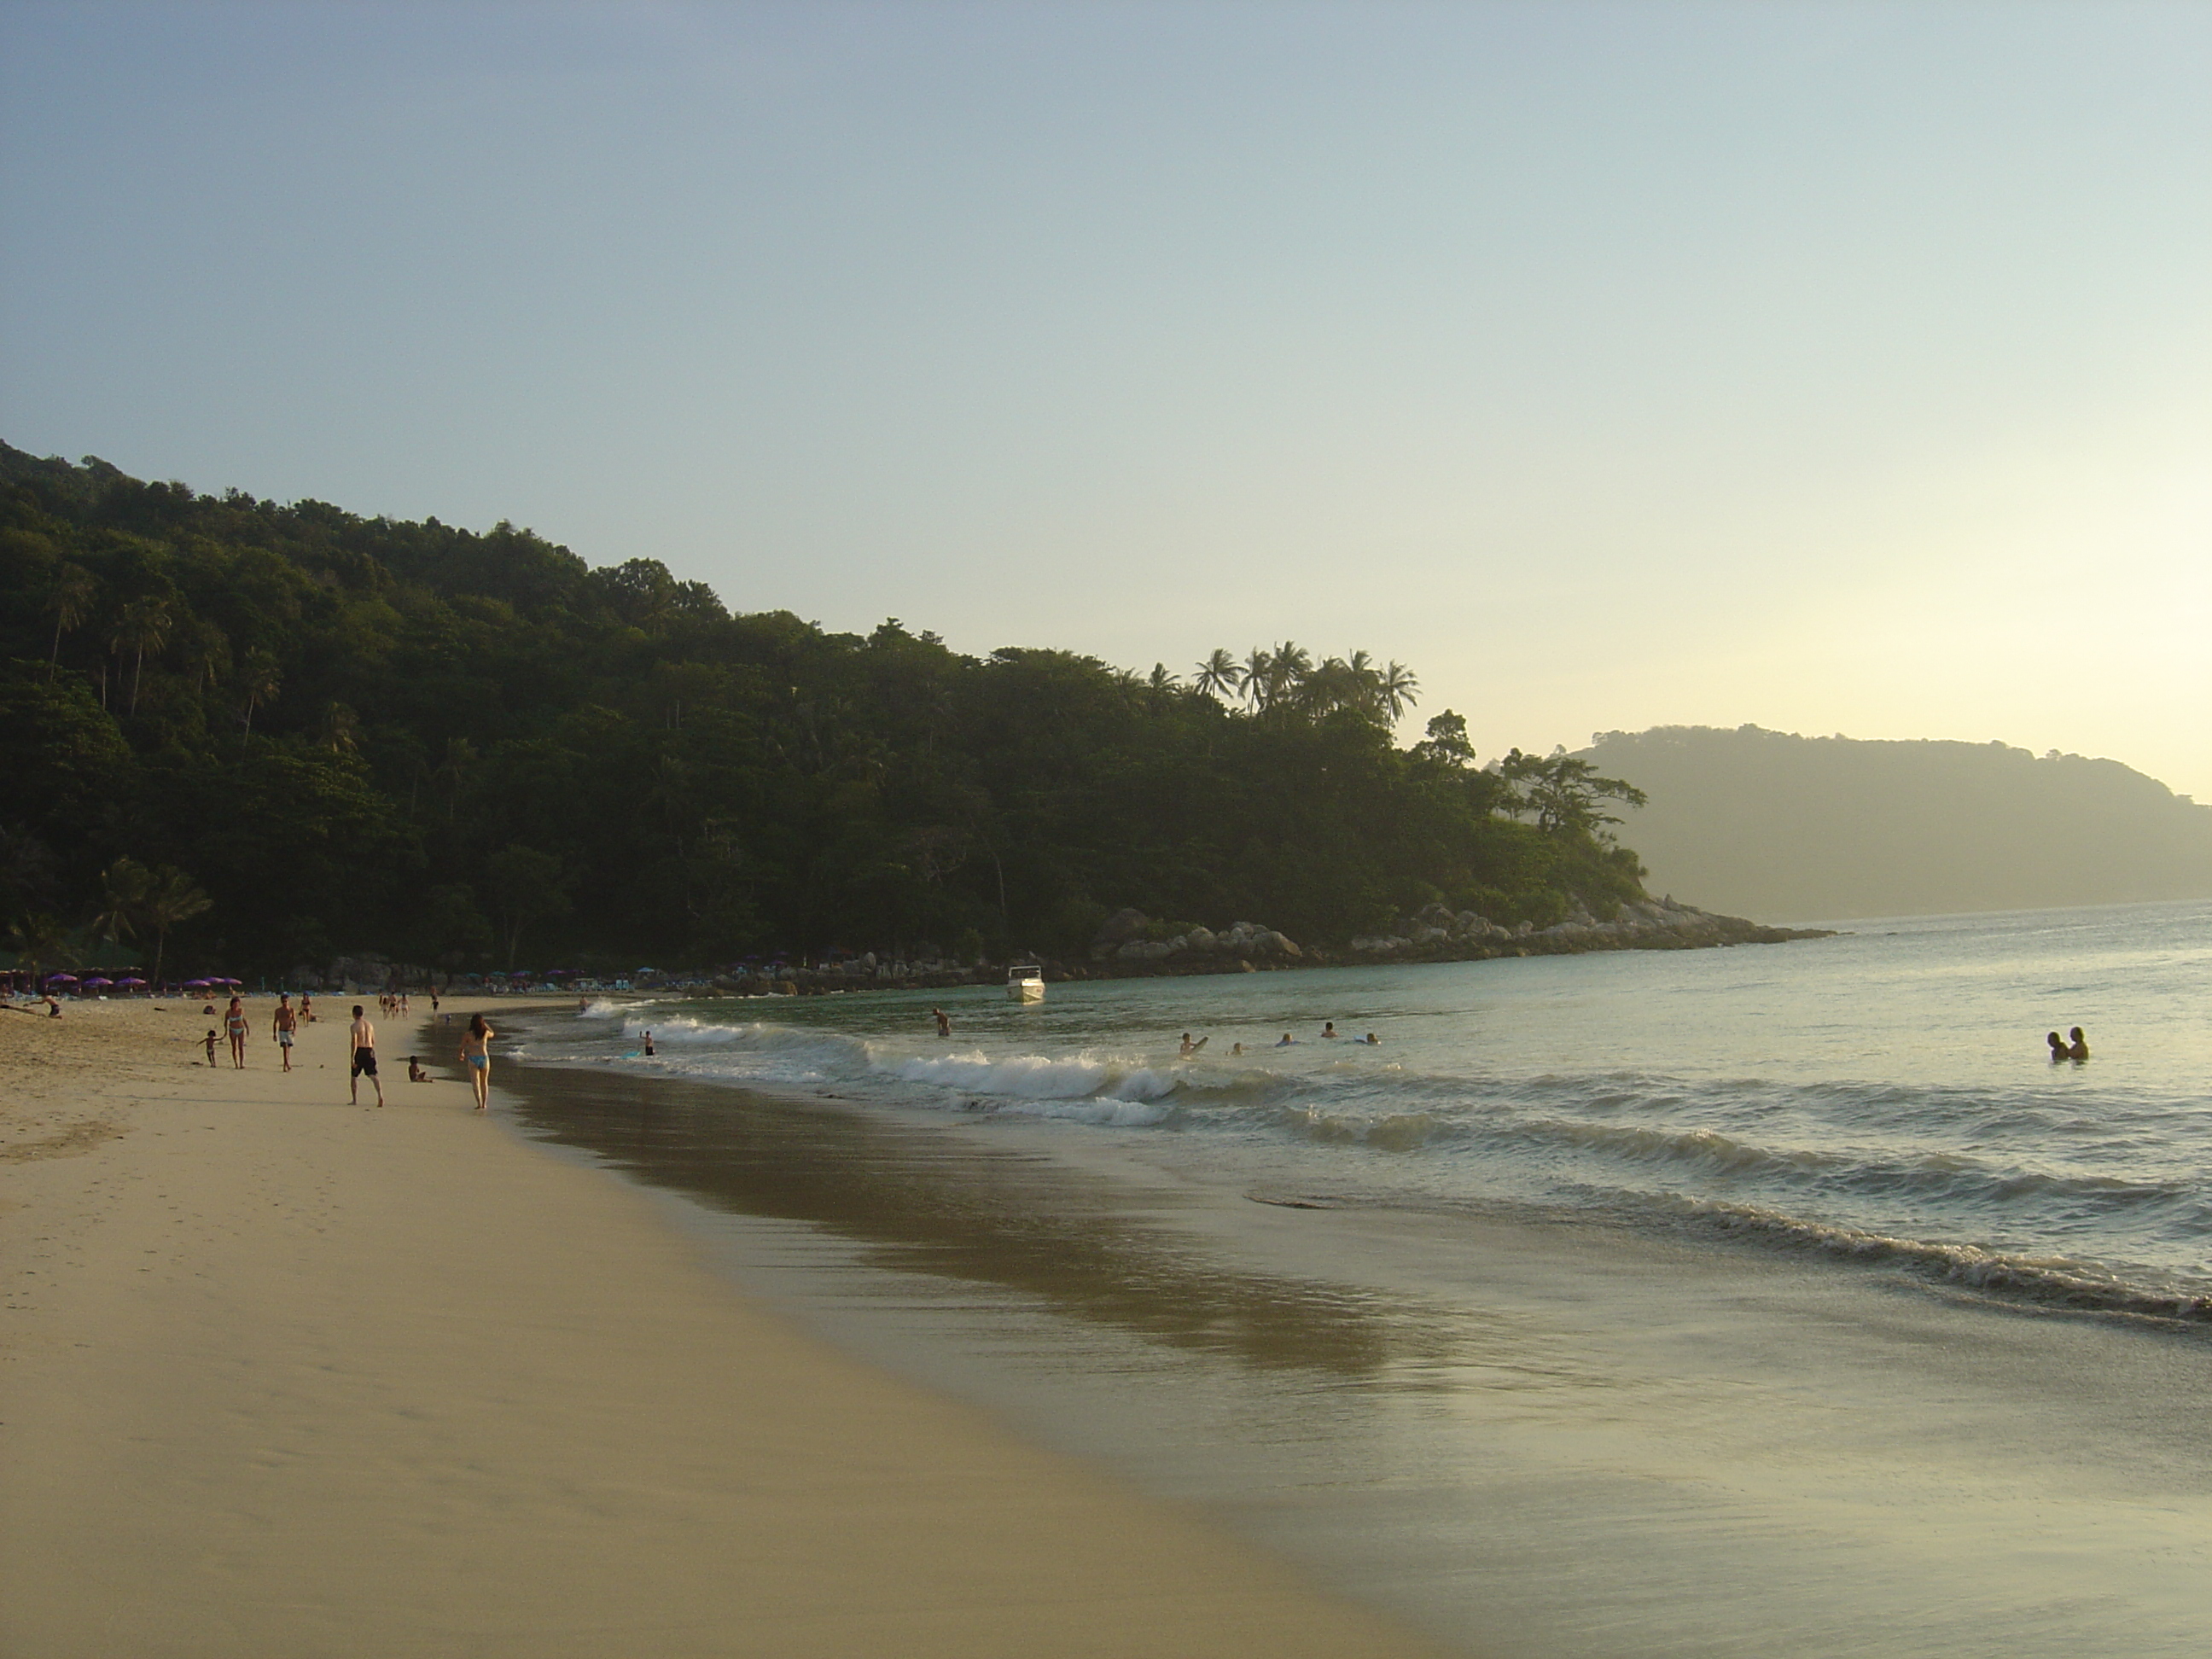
[0,998,1449,1658]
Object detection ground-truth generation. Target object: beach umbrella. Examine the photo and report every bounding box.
[117,977,147,987]
[44,973,78,985]
[183,978,212,988]
[81,976,114,988]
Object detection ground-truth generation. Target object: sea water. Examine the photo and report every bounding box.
[533,900,2212,1321]
[503,900,2212,1656]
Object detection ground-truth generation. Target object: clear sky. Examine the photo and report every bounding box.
[4,3,2208,795]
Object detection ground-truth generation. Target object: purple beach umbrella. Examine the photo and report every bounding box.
[117,977,147,987]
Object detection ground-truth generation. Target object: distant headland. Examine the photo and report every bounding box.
[1580,725,2212,922]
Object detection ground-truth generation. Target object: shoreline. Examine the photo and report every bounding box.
[0,998,1450,1657]
[491,1005,2212,1657]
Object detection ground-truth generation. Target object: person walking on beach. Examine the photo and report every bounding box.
[271,992,298,1072]
[203,1027,218,1066]
[224,996,249,1068]
[458,1013,494,1111]
[349,1004,384,1106]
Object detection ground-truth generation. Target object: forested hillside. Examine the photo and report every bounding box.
[1582,725,2212,920]
[0,445,1647,980]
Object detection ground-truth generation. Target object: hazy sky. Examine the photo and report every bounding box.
[4,3,2208,794]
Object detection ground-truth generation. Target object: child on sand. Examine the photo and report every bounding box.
[407,1056,431,1083]
[203,1028,218,1065]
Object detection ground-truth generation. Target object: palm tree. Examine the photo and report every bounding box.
[1378,660,1420,721]
[8,912,77,993]
[92,857,154,952]
[1240,648,1275,710]
[44,565,96,678]
[141,865,213,990]
[236,649,281,743]
[1193,649,1244,701]
[319,701,359,753]
[111,598,172,714]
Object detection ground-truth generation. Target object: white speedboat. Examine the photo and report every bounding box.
[1007,963,1045,1003]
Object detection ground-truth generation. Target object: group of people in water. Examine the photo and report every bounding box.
[2046,1026,2092,1062]
[1175,1026,1383,1057]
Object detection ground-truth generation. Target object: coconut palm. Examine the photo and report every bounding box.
[1193,649,1244,701]
[91,857,154,952]
[44,565,96,678]
[140,865,213,990]
[1378,660,1420,721]
[8,912,77,992]
[1240,648,1275,709]
[1270,641,1313,701]
[236,648,281,742]
[111,598,172,714]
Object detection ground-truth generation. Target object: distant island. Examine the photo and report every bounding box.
[3,442,1755,987]
[1580,725,2212,922]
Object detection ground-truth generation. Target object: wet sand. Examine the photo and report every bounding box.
[499,1031,2212,1658]
[0,998,1448,1658]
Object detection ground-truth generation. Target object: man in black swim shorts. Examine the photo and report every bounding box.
[348,1003,385,1106]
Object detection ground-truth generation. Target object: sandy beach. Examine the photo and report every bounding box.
[0,997,1448,1658]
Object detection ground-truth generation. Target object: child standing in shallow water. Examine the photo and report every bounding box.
[458,1014,494,1111]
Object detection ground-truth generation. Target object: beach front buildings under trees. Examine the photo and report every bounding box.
[0,444,1648,980]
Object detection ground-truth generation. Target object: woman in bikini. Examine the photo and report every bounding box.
[459,1013,495,1111]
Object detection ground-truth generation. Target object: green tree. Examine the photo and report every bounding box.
[44,565,96,677]
[8,912,76,990]
[140,865,213,988]
[236,648,281,742]
[485,844,572,969]
[1498,749,1649,836]
[111,597,172,715]
[1192,649,1243,701]
[92,856,154,952]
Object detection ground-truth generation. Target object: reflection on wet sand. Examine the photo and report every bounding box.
[504,1058,1465,1380]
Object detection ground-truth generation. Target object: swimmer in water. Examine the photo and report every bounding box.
[1230,1042,1243,1057]
[1275,1033,1296,1047]
[1178,1032,1208,1057]
[2068,1026,2090,1061]
[1362,1032,1381,1045]
[643,1031,655,1057]
[2046,1031,2069,1062]
[933,1007,952,1038]
[1322,1022,1338,1039]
